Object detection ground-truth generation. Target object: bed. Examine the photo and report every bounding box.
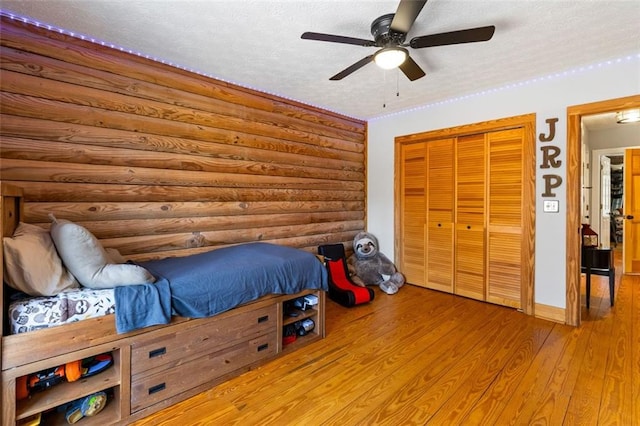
[1,183,328,425]
[7,241,327,335]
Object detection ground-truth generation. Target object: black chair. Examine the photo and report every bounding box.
[581,246,615,308]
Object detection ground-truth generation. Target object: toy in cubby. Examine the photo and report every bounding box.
[16,353,113,400]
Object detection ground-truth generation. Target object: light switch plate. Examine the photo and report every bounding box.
[543,200,559,213]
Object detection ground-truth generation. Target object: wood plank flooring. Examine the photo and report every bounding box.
[133,251,639,425]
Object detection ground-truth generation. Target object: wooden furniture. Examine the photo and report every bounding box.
[581,246,615,309]
[396,119,535,312]
[1,184,325,425]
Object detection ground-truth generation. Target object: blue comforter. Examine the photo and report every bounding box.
[114,242,328,333]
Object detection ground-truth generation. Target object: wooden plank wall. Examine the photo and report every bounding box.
[0,16,367,261]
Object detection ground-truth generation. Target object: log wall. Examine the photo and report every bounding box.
[0,16,366,261]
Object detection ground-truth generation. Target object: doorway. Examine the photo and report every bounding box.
[566,95,640,326]
[590,149,631,249]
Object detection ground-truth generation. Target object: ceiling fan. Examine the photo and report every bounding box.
[301,0,496,81]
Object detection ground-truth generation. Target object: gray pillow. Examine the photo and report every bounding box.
[49,215,156,289]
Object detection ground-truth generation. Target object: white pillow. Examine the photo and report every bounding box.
[3,222,79,296]
[49,216,156,289]
[105,247,127,264]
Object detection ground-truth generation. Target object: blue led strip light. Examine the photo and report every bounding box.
[0,9,361,120]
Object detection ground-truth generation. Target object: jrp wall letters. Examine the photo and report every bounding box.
[539,117,563,197]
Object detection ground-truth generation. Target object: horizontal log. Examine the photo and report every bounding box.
[1,159,364,191]
[0,93,364,164]
[33,211,364,239]
[0,70,363,153]
[0,17,366,133]
[4,181,365,203]
[101,220,363,255]
[125,231,358,262]
[0,46,365,144]
[24,200,365,222]
[0,116,363,172]
[0,137,364,181]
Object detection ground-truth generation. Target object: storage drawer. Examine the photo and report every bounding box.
[131,304,276,376]
[131,331,277,412]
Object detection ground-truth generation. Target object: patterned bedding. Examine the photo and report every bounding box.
[8,288,115,334]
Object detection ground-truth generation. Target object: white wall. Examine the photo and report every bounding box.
[367,55,640,309]
[589,124,640,150]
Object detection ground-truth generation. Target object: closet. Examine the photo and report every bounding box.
[396,116,534,312]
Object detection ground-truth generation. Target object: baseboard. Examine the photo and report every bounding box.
[535,303,566,324]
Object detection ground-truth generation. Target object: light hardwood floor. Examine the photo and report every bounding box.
[133,251,638,425]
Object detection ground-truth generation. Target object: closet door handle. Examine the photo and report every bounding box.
[626,215,635,220]
[437,223,442,227]
[467,225,471,229]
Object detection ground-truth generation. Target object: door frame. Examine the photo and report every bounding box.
[565,94,640,326]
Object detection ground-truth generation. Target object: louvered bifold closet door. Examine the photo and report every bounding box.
[486,128,525,308]
[455,134,486,300]
[399,142,427,286]
[426,139,455,293]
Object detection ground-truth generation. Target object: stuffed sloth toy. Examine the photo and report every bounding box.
[347,231,405,295]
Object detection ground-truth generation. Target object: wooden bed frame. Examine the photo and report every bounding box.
[1,183,326,425]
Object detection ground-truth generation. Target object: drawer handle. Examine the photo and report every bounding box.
[257,343,269,352]
[149,347,167,358]
[148,383,166,395]
[257,315,269,323]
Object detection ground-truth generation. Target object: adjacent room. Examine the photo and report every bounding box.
[1,1,639,425]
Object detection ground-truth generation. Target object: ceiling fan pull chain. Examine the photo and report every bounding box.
[383,70,387,108]
[397,69,400,98]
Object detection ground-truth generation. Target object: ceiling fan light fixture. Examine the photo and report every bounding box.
[616,109,640,124]
[374,47,408,70]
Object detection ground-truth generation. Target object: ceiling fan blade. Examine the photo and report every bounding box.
[330,55,375,80]
[399,56,426,81]
[390,0,428,34]
[410,25,496,48]
[301,32,376,47]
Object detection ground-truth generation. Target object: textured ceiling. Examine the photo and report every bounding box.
[1,0,639,120]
